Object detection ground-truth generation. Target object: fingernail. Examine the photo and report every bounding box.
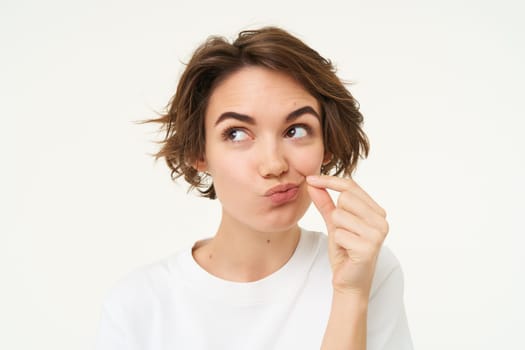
[306,175,319,183]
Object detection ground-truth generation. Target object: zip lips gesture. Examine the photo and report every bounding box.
[306,175,389,297]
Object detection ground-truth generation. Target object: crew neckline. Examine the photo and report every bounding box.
[168,228,321,306]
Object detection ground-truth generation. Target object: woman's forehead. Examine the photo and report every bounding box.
[206,66,319,123]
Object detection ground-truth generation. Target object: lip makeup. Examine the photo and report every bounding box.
[265,183,300,205]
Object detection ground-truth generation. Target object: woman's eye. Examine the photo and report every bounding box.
[224,128,249,142]
[286,125,309,139]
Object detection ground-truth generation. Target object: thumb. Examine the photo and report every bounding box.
[306,184,336,231]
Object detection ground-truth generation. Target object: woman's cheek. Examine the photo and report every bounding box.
[216,153,253,184]
[292,146,324,175]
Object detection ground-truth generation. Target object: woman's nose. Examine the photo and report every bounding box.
[258,142,288,178]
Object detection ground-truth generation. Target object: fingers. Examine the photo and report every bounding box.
[306,175,386,218]
[307,175,388,294]
[333,228,377,262]
[331,208,387,245]
[336,191,389,234]
[306,184,336,230]
[306,175,389,245]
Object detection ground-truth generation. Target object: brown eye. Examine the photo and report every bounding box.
[285,125,309,138]
[222,127,249,142]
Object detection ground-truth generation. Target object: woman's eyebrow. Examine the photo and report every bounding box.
[214,112,255,126]
[214,106,320,126]
[286,106,320,123]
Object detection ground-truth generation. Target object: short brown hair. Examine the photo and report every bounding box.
[143,27,369,199]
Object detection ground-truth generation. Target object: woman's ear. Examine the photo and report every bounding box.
[193,157,208,173]
[322,152,333,165]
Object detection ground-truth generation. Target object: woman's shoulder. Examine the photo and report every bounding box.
[375,245,402,279]
[370,245,404,296]
[99,252,183,315]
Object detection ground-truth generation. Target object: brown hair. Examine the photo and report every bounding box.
[142,27,369,199]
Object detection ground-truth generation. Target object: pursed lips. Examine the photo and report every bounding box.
[264,182,301,196]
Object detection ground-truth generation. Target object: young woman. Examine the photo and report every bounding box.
[96,27,413,350]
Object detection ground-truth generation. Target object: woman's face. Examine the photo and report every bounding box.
[198,66,327,233]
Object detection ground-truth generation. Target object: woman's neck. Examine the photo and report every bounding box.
[192,214,301,282]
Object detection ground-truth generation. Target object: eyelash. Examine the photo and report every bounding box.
[221,127,248,142]
[221,124,313,142]
[286,124,312,138]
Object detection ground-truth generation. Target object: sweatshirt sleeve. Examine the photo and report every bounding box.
[94,266,154,350]
[94,292,137,350]
[367,247,414,350]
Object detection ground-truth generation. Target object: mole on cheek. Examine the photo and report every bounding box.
[267,239,271,244]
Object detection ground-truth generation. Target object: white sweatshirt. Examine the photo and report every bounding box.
[95,228,413,349]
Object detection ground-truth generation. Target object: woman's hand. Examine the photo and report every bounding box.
[306,175,389,297]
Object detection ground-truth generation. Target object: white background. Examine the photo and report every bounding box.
[3,0,524,349]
